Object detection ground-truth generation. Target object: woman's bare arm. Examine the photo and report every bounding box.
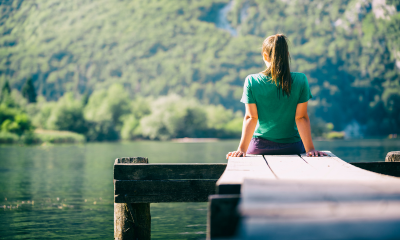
[295,102,327,157]
[226,104,258,159]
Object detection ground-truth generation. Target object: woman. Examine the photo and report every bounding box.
[226,34,326,158]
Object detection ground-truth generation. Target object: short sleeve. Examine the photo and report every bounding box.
[298,74,313,103]
[240,76,256,104]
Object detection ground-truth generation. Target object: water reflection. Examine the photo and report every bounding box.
[0,139,399,239]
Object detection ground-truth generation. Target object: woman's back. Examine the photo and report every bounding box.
[226,33,326,159]
[241,72,312,143]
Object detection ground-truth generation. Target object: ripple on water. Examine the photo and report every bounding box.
[1,139,399,239]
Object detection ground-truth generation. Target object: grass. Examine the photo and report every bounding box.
[33,129,86,144]
[0,129,86,144]
[325,131,345,140]
[0,132,19,144]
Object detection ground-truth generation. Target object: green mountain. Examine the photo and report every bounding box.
[1,0,399,136]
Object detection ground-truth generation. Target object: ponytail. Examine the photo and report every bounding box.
[261,34,292,97]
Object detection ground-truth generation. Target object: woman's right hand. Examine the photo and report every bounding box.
[226,150,246,159]
[306,149,327,157]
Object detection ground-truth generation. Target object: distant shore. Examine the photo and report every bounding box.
[171,138,219,143]
[0,129,85,145]
[2,130,398,145]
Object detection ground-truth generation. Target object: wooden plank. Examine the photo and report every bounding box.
[263,155,324,180]
[114,157,150,240]
[115,192,213,203]
[216,156,276,194]
[240,179,400,213]
[236,216,400,240]
[301,151,400,183]
[114,163,226,180]
[239,179,400,220]
[386,151,400,162]
[351,162,400,177]
[114,179,216,203]
[115,179,216,195]
[212,154,400,239]
[116,157,148,163]
[241,201,400,219]
[207,194,241,239]
[236,179,400,239]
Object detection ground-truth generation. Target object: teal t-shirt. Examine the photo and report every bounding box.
[240,72,313,143]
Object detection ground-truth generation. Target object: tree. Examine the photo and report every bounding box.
[140,94,208,140]
[46,92,87,133]
[0,80,16,107]
[1,80,11,102]
[22,78,37,103]
[84,84,131,141]
[1,80,11,95]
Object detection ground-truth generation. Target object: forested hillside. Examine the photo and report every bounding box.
[1,0,399,137]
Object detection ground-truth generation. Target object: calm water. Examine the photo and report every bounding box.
[1,139,400,239]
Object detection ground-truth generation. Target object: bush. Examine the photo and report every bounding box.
[85,121,119,142]
[32,101,57,129]
[223,117,243,137]
[120,115,141,140]
[325,131,345,140]
[140,94,208,140]
[33,129,85,143]
[46,92,87,133]
[84,84,131,141]
[205,105,235,130]
[0,104,33,136]
[0,131,19,144]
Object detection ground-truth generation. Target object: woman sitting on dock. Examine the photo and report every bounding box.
[227,34,326,158]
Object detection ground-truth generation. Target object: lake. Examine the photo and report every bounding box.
[1,139,400,239]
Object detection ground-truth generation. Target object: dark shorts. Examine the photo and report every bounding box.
[247,137,306,155]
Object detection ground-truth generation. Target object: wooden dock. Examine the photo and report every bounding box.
[113,152,400,240]
[210,151,400,239]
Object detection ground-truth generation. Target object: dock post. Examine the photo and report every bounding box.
[386,152,400,162]
[114,157,151,240]
[208,194,240,239]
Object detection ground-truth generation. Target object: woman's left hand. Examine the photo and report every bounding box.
[226,150,246,159]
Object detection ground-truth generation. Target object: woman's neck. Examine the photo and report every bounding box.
[264,59,271,68]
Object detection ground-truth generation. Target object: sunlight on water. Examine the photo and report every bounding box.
[0,139,399,239]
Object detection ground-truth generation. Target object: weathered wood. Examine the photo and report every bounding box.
[117,192,214,203]
[236,216,400,240]
[111,153,400,239]
[114,202,135,240]
[115,179,217,203]
[240,201,400,219]
[212,152,400,239]
[115,179,216,195]
[216,156,276,194]
[386,151,400,162]
[114,157,151,240]
[235,178,400,240]
[301,151,400,182]
[239,179,400,215]
[131,203,151,240]
[207,194,240,239]
[351,162,400,177]
[117,157,148,163]
[114,163,226,180]
[264,155,324,180]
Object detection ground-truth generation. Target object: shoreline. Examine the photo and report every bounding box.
[1,135,398,146]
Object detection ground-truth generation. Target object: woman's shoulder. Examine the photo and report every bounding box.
[246,73,264,79]
[245,73,267,83]
[290,72,307,79]
[290,72,308,85]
